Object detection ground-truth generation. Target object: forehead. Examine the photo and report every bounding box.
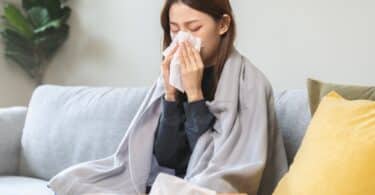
[169,3,210,24]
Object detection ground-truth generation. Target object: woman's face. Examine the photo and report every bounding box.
[169,2,230,66]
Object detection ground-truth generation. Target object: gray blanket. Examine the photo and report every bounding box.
[47,48,288,195]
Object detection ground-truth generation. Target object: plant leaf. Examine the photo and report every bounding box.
[27,7,50,28]
[60,7,71,23]
[1,30,40,72]
[43,0,62,19]
[22,0,44,11]
[2,30,41,77]
[1,29,34,53]
[3,3,34,39]
[22,0,65,19]
[33,18,62,33]
[22,0,62,19]
[34,24,68,58]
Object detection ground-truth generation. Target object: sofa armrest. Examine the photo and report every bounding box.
[0,107,27,175]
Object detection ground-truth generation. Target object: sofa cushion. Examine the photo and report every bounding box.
[0,107,27,175]
[273,91,375,195]
[274,89,311,165]
[19,85,149,180]
[307,78,375,115]
[0,176,53,195]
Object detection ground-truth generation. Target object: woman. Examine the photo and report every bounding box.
[153,0,234,180]
[150,0,287,194]
[48,0,287,194]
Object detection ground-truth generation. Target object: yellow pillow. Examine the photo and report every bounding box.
[273,91,375,195]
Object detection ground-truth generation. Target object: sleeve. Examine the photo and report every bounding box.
[153,96,191,173]
[183,99,216,151]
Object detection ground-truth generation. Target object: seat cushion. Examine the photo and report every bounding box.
[0,176,53,195]
[19,85,149,180]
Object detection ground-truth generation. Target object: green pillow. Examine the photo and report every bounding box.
[307,78,375,115]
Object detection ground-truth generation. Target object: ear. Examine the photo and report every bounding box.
[218,14,231,35]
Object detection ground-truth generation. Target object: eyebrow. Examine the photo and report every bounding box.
[169,19,200,25]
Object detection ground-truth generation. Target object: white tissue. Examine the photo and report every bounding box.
[162,31,202,93]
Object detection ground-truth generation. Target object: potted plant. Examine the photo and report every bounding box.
[0,0,71,84]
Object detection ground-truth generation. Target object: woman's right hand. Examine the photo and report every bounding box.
[161,45,179,101]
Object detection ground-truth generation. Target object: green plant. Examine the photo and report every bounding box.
[0,0,71,84]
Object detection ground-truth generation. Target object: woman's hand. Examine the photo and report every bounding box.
[161,45,178,101]
[179,40,205,102]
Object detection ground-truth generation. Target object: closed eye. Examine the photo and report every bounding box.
[169,25,202,33]
[191,26,202,32]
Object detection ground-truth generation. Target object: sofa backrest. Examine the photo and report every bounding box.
[0,107,27,175]
[19,85,311,180]
[19,85,149,180]
[273,89,312,165]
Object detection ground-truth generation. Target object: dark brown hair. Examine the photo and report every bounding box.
[161,0,236,101]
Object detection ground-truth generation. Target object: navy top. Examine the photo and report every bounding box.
[153,66,216,178]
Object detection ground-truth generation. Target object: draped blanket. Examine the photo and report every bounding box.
[47,48,288,195]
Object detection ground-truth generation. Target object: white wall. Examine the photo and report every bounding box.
[44,0,164,87]
[1,0,374,106]
[232,0,375,90]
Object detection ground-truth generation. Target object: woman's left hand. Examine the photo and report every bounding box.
[179,40,205,102]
